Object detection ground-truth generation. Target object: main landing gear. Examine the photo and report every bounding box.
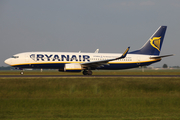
[83,70,92,75]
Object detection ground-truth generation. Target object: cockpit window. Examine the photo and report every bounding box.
[11,56,19,58]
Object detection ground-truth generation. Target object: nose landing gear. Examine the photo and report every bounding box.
[20,71,24,75]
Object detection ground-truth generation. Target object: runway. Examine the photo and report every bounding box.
[0,75,180,78]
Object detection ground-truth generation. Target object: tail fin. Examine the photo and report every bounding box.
[129,26,167,55]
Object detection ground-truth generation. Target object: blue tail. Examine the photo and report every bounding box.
[129,26,167,55]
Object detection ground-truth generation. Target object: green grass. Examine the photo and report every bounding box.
[0,69,180,75]
[0,77,180,119]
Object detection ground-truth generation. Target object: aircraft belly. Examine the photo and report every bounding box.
[97,60,159,70]
[13,63,65,69]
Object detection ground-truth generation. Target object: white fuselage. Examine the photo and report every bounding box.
[4,52,160,70]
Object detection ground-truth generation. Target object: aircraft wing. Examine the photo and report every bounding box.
[81,47,130,68]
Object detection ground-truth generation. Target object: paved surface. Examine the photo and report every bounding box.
[0,75,180,78]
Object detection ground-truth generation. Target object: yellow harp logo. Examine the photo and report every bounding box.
[150,37,161,51]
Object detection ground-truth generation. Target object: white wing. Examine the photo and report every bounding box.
[81,47,130,68]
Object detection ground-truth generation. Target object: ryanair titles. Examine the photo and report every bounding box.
[30,54,90,62]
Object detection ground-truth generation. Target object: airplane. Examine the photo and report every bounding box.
[4,26,173,75]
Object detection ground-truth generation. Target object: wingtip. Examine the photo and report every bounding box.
[122,47,130,57]
[126,46,130,53]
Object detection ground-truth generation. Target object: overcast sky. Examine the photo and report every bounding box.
[0,0,180,67]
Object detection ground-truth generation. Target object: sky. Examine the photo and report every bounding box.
[0,0,180,67]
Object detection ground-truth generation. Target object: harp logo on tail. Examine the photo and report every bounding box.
[150,37,161,51]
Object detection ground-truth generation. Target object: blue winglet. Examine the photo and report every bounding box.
[117,46,130,59]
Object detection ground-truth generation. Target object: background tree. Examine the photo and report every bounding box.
[163,64,168,68]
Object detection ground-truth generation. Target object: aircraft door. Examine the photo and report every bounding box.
[25,55,29,63]
[137,56,141,65]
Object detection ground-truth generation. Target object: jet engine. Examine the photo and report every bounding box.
[59,63,82,72]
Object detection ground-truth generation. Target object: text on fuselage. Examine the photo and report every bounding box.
[30,54,90,62]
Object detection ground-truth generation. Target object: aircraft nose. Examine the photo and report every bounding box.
[4,58,11,65]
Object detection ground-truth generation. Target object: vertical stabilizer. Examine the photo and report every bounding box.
[129,26,167,55]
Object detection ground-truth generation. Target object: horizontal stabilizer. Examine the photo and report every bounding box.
[150,54,174,59]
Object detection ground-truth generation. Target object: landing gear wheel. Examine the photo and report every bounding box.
[83,70,93,75]
[83,70,88,75]
[20,71,24,75]
[87,70,92,75]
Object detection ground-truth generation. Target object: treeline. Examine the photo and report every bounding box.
[0,66,14,70]
[162,64,180,68]
[169,66,180,68]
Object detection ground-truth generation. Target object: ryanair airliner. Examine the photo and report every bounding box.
[4,26,173,75]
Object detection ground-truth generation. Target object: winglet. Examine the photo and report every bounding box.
[95,49,99,53]
[117,47,130,59]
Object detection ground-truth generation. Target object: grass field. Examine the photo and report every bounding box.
[0,75,180,119]
[1,68,180,75]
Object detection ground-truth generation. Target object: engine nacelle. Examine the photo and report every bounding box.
[64,63,82,72]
